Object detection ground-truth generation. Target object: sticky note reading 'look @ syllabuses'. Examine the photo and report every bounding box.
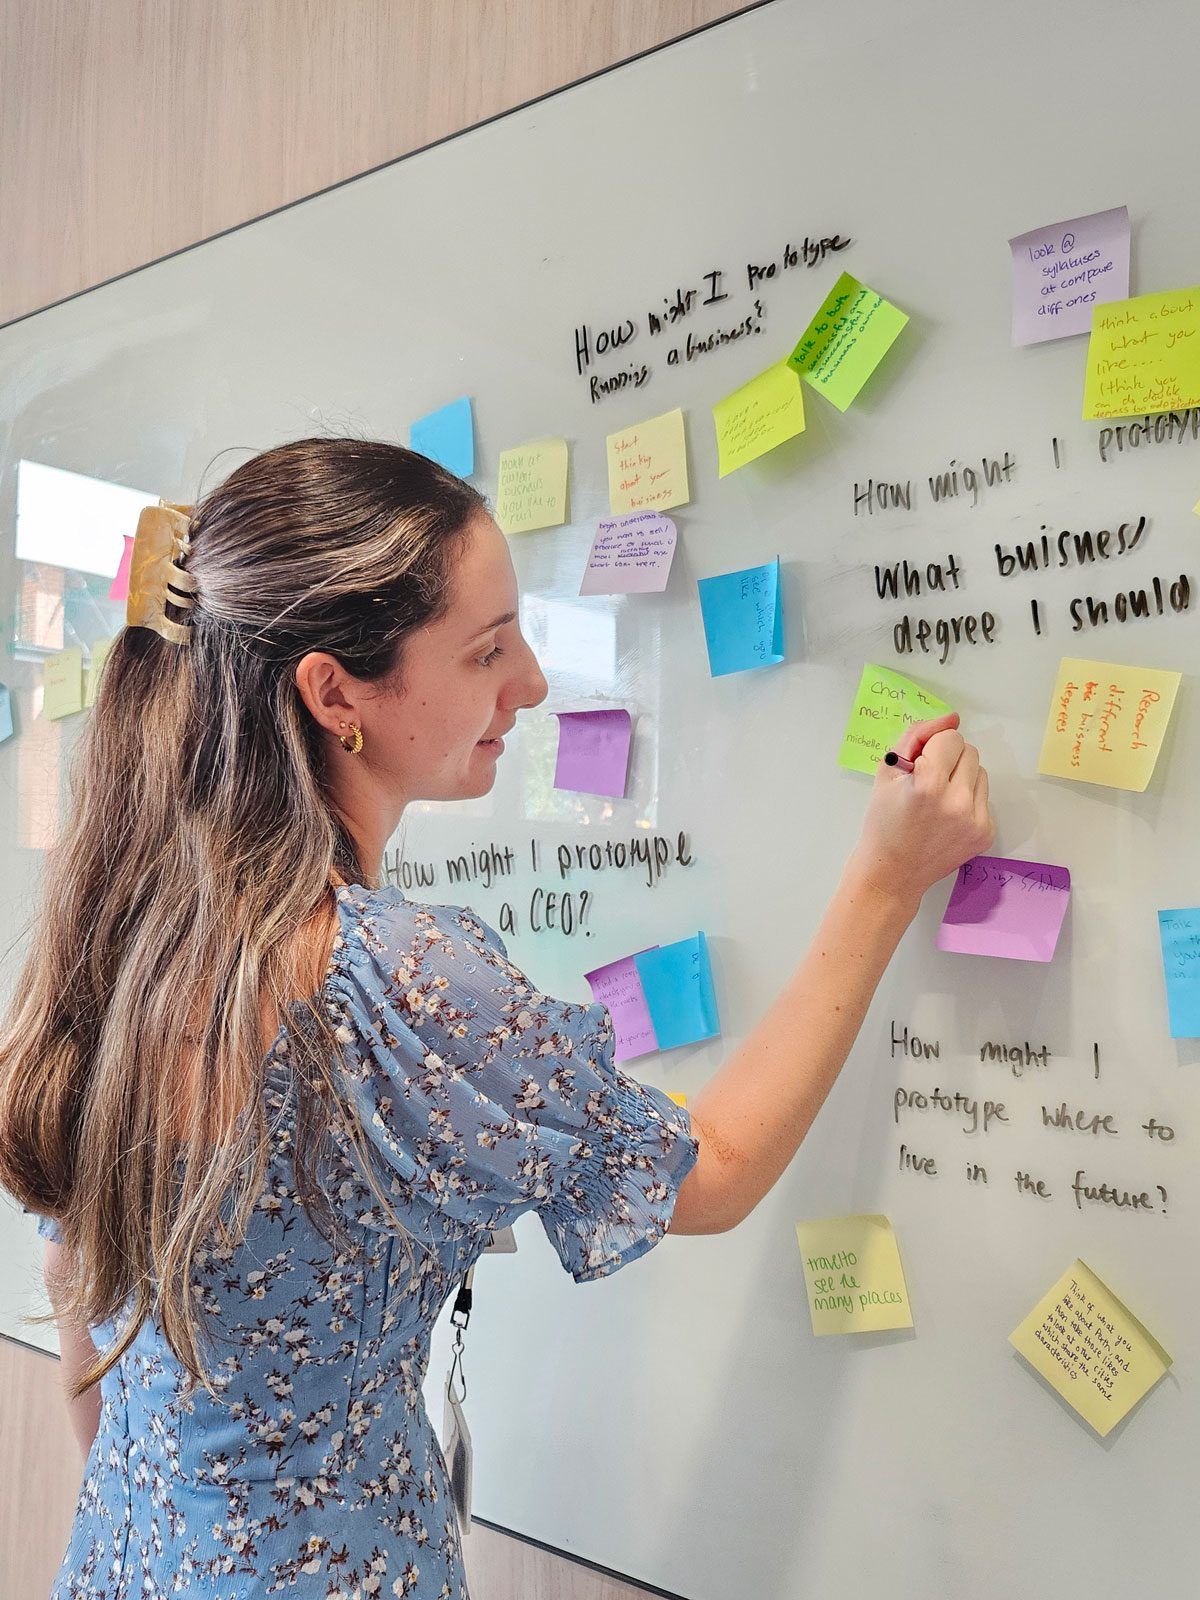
[1009,206,1130,346]
[1157,909,1200,1038]
[409,397,474,478]
[937,856,1071,963]
[579,511,676,595]
[1010,1259,1171,1437]
[1082,287,1200,419]
[552,709,632,799]
[606,409,690,515]
[697,558,784,676]
[796,1215,913,1336]
[1037,657,1181,791]
[494,439,568,534]
[788,272,908,411]
[839,663,951,775]
[712,362,806,476]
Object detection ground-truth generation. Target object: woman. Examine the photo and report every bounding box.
[0,437,992,1598]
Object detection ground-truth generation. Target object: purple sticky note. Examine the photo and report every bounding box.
[1009,206,1130,345]
[580,511,677,596]
[936,856,1071,962]
[109,535,133,603]
[585,951,660,1061]
[553,709,633,798]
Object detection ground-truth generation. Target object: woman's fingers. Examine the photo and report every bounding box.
[890,712,960,764]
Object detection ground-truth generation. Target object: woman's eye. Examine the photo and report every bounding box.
[476,645,504,668]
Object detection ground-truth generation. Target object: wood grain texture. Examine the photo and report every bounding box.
[0,0,758,327]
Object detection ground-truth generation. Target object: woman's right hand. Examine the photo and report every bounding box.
[847,712,995,907]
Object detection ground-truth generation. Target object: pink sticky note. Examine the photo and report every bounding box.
[553,709,633,798]
[586,951,659,1061]
[936,856,1071,962]
[109,535,134,603]
[580,511,677,596]
[1009,206,1130,345]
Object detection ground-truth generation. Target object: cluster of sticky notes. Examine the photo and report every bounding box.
[795,1215,913,1336]
[937,856,1071,963]
[1009,206,1130,346]
[1082,286,1200,419]
[1037,656,1181,791]
[579,511,677,596]
[606,408,690,514]
[410,397,475,478]
[42,648,84,721]
[1010,1259,1171,1436]
[495,439,569,534]
[552,709,632,799]
[586,933,719,1060]
[697,558,783,676]
[839,663,951,774]
[788,272,908,411]
[712,361,806,476]
[1157,908,1200,1038]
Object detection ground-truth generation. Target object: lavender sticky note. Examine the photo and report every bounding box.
[579,511,677,595]
[1009,207,1130,345]
[553,709,633,798]
[634,933,720,1051]
[586,951,660,1061]
[936,856,1071,962]
[697,557,784,676]
[410,397,474,477]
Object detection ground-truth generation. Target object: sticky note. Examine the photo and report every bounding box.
[795,1215,913,1336]
[634,933,720,1052]
[839,663,952,775]
[409,397,474,477]
[495,439,569,535]
[1009,207,1130,346]
[83,636,115,709]
[1010,1259,1171,1437]
[43,648,84,720]
[666,1092,687,1107]
[697,558,784,676]
[1083,288,1200,419]
[109,535,134,603]
[1037,657,1181,791]
[937,856,1070,962]
[553,709,632,798]
[579,511,677,596]
[1157,909,1200,1038]
[586,952,660,1062]
[712,361,806,476]
[787,272,908,411]
[606,409,689,515]
[0,684,12,743]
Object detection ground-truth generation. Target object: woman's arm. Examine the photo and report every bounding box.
[43,1241,102,1459]
[672,715,993,1236]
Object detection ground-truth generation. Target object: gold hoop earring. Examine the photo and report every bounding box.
[338,723,363,755]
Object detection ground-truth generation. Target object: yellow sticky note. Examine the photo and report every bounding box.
[83,636,115,709]
[1193,498,1200,516]
[43,648,84,721]
[1010,1259,1171,1437]
[606,409,690,515]
[1037,656,1181,792]
[666,1091,687,1107]
[795,1215,913,1336]
[494,439,568,535]
[1083,287,1200,419]
[712,362,806,477]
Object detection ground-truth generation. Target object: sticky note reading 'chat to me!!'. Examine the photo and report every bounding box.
[1157,909,1200,1038]
[1009,206,1130,346]
[697,559,784,676]
[1082,287,1200,419]
[606,409,690,515]
[712,362,806,476]
[796,1215,913,1336]
[1037,657,1181,791]
[937,856,1071,963]
[839,663,951,774]
[788,272,908,411]
[579,511,676,595]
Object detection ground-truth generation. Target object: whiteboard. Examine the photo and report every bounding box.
[3,1,1200,1594]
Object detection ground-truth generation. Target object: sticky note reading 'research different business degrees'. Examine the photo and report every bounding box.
[409,397,474,478]
[787,272,908,411]
[552,709,632,799]
[494,439,568,535]
[697,559,784,676]
[795,1215,913,1336]
[1008,206,1130,346]
[1037,657,1181,791]
[937,856,1071,963]
[606,408,690,515]
[1157,909,1200,1038]
[839,663,951,775]
[711,361,806,476]
[1082,287,1200,419]
[1010,1259,1171,1437]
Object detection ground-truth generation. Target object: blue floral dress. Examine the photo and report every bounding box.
[32,883,698,1599]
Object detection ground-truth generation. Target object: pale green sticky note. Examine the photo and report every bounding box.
[43,648,84,721]
[796,1215,913,1335]
[495,439,568,534]
[839,662,951,774]
[712,361,806,476]
[788,272,908,411]
[83,636,115,709]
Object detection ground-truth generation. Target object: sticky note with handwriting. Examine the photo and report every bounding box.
[606,409,689,514]
[697,558,783,676]
[1157,908,1200,1038]
[1009,207,1130,345]
[839,663,951,775]
[634,933,719,1052]
[410,397,474,477]
[43,649,84,721]
[579,511,676,595]
[1037,657,1181,791]
[552,709,632,798]
[495,439,568,534]
[937,856,1070,962]
[712,361,805,476]
[1083,288,1200,419]
[787,272,908,411]
[84,636,116,709]
[1010,1259,1171,1437]
[795,1215,913,1336]
[585,951,660,1062]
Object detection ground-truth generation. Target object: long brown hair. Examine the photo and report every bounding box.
[0,436,484,1397]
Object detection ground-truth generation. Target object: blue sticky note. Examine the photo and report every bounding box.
[1158,909,1200,1038]
[410,397,474,477]
[0,684,11,743]
[697,557,784,676]
[634,933,720,1051]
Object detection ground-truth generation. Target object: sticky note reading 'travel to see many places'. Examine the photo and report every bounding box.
[937,856,1071,963]
[43,649,84,721]
[579,511,677,596]
[1157,909,1200,1038]
[839,663,951,775]
[1009,206,1130,346]
[606,409,690,515]
[495,439,568,535]
[1082,287,1200,419]
[586,934,719,1059]
[697,558,783,676]
[552,709,632,798]
[788,272,908,411]
[409,398,474,478]
[1037,657,1181,791]
[712,361,806,476]
[1010,1259,1171,1437]
[795,1215,913,1336]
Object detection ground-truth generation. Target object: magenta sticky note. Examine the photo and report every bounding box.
[553,709,633,798]
[109,535,134,603]
[586,951,659,1061]
[580,511,677,596]
[936,856,1071,962]
[1009,206,1130,345]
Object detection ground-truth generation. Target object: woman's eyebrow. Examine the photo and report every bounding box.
[465,611,516,642]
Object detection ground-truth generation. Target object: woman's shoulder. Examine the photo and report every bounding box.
[329,882,515,993]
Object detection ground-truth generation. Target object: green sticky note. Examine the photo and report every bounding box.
[788,272,909,411]
[839,663,951,774]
